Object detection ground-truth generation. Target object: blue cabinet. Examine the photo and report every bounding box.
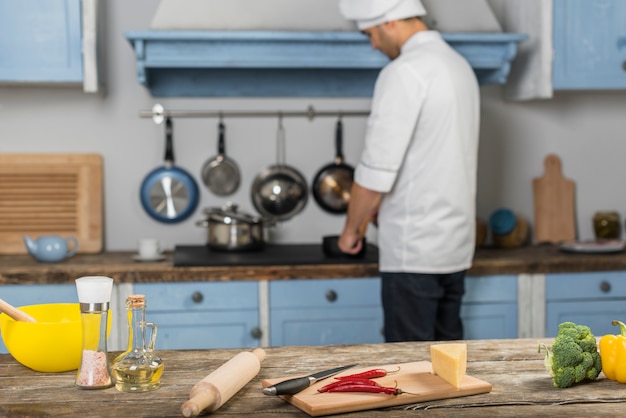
[553,0,626,89]
[0,0,82,83]
[269,278,384,346]
[546,271,626,337]
[461,275,518,340]
[0,0,100,91]
[0,284,77,353]
[134,282,260,350]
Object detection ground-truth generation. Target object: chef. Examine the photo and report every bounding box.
[337,0,480,342]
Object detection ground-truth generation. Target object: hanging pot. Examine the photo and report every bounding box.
[196,202,264,251]
[201,120,241,196]
[140,118,199,223]
[311,118,354,214]
[250,117,308,222]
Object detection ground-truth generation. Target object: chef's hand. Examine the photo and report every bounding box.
[338,229,363,255]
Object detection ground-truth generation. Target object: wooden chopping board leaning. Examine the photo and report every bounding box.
[533,154,576,244]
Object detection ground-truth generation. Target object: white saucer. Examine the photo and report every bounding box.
[133,254,166,262]
[558,239,626,254]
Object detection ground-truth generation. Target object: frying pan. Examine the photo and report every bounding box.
[140,118,199,223]
[201,120,241,196]
[250,116,308,222]
[311,119,354,214]
[322,215,370,258]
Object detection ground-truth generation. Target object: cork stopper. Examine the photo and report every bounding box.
[127,294,146,308]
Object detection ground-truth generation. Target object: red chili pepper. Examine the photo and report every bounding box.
[335,366,401,380]
[318,378,381,393]
[324,383,407,395]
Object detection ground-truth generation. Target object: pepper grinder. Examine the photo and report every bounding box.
[75,276,115,389]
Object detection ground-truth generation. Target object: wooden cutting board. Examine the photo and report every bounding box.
[262,361,492,416]
[0,154,103,254]
[533,154,576,244]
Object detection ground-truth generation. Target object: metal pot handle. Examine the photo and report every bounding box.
[276,114,285,168]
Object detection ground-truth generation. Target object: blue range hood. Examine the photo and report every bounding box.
[125,30,528,97]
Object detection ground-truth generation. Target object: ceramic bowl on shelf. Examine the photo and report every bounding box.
[0,303,110,373]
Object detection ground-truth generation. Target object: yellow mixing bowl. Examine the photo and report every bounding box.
[0,303,111,373]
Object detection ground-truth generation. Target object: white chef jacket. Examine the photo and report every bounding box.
[355,31,480,274]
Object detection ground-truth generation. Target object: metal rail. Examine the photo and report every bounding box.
[140,104,370,124]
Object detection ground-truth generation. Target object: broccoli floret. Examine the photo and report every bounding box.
[538,321,602,388]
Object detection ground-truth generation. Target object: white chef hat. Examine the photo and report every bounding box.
[339,0,427,30]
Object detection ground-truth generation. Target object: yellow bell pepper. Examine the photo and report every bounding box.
[599,320,626,383]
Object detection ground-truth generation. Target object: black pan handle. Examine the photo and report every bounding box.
[218,121,226,155]
[335,118,344,162]
[164,117,175,164]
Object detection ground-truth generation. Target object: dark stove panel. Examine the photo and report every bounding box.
[174,244,378,267]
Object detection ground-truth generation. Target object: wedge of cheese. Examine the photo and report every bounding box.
[430,343,467,389]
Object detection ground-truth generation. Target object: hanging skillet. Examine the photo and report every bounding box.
[311,118,354,214]
[250,116,308,222]
[140,117,199,223]
[201,119,241,196]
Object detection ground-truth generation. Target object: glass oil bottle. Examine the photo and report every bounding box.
[111,294,163,392]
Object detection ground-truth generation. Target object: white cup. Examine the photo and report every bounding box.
[138,238,161,259]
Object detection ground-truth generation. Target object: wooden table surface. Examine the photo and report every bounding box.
[2,338,626,417]
[3,245,626,285]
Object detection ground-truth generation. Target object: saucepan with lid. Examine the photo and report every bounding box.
[196,202,265,251]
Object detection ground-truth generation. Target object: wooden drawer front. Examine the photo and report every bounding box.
[464,275,517,303]
[270,307,384,347]
[134,282,258,312]
[270,278,380,309]
[546,272,626,301]
[461,303,518,340]
[143,310,260,350]
[546,300,626,337]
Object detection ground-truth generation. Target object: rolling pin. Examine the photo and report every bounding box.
[180,348,266,417]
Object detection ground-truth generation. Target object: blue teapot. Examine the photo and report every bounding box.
[23,235,79,263]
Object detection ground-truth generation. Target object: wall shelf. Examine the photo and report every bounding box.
[125,30,528,97]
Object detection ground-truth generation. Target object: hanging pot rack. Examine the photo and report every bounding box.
[140,104,370,125]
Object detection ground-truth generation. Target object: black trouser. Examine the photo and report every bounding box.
[381,270,466,342]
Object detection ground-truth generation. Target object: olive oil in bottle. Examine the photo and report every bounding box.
[112,295,163,392]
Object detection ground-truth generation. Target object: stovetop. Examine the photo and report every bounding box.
[174,244,379,267]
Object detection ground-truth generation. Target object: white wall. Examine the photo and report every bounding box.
[1,0,624,251]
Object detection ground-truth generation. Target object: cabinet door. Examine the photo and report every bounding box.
[134,282,260,350]
[0,0,83,82]
[553,0,626,89]
[0,284,77,353]
[546,300,626,337]
[461,303,518,339]
[270,278,384,346]
[546,271,626,337]
[462,275,518,339]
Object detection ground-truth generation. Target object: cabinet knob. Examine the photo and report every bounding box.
[325,290,338,302]
[600,281,612,293]
[250,327,263,340]
[191,291,204,303]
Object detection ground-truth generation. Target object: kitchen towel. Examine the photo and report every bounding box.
[502,0,553,101]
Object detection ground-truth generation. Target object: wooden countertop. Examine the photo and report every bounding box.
[2,245,626,285]
[1,338,622,417]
